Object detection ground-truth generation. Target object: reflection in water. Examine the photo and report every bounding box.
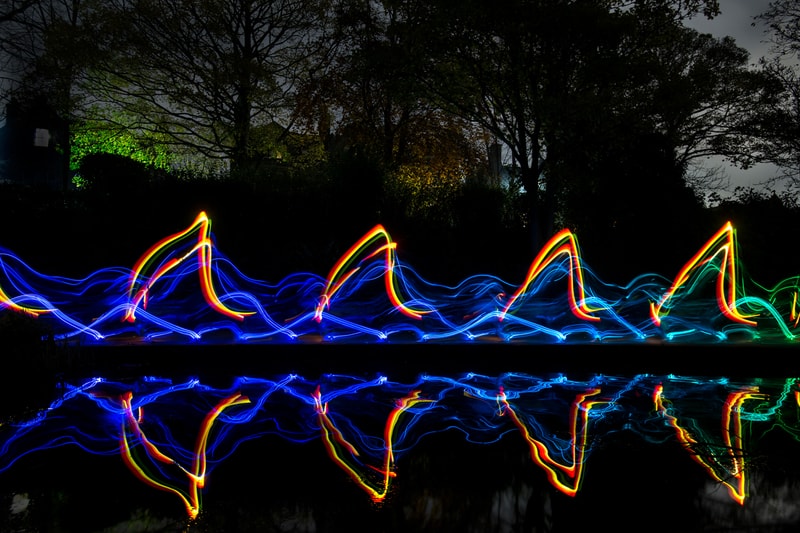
[1,372,799,522]
[3,214,800,528]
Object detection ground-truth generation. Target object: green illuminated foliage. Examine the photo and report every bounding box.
[71,121,172,172]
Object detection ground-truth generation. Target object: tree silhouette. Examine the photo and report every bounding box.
[86,0,332,175]
[755,0,800,187]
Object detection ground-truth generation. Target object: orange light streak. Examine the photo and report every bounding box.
[313,386,431,502]
[650,222,757,327]
[314,225,429,321]
[653,384,762,505]
[119,391,250,519]
[498,386,605,496]
[0,286,50,317]
[499,229,601,322]
[124,211,253,322]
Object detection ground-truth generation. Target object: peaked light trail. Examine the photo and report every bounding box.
[124,211,254,323]
[498,228,603,323]
[0,212,798,342]
[650,221,755,328]
[314,224,431,322]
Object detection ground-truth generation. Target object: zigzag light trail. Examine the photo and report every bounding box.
[3,214,800,521]
[1,212,798,343]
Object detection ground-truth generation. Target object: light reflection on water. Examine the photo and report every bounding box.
[2,370,800,530]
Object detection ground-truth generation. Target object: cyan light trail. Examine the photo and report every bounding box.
[1,212,798,343]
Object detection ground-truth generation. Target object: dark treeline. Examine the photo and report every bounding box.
[1,0,799,285]
[0,154,532,284]
[1,159,799,290]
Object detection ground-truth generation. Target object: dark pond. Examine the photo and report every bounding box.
[2,343,800,532]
